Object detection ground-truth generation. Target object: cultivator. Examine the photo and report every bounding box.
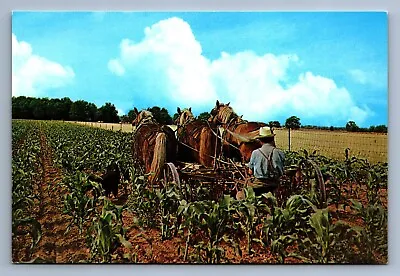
[162,156,327,207]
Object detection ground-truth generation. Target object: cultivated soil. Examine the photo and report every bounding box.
[11,132,388,264]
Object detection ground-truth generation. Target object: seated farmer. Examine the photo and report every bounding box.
[238,126,285,199]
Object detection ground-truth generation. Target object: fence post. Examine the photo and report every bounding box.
[288,128,291,151]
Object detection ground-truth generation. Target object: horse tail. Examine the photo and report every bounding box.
[149,132,167,185]
[199,127,214,168]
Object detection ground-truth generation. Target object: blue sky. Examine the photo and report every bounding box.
[12,12,387,127]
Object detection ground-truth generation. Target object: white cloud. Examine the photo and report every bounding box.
[349,106,372,124]
[349,69,368,84]
[108,59,125,76]
[109,17,371,125]
[12,34,75,97]
[349,68,386,89]
[108,17,216,106]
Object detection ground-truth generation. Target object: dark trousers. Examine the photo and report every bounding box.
[253,185,278,196]
[249,178,278,196]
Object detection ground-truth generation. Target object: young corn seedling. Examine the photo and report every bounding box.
[262,193,315,263]
[87,198,132,263]
[235,187,270,255]
[350,200,388,263]
[62,172,103,234]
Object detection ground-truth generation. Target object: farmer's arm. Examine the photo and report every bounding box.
[272,150,285,177]
[247,151,256,175]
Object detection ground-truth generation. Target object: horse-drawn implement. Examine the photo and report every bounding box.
[132,103,327,207]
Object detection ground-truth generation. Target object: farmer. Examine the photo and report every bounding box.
[237,126,285,199]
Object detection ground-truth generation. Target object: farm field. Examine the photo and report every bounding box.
[73,121,387,164]
[274,128,387,164]
[12,120,388,264]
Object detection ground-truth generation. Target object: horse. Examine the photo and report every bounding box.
[131,108,178,185]
[175,107,221,168]
[208,100,267,163]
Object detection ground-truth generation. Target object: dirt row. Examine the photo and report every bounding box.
[13,131,91,263]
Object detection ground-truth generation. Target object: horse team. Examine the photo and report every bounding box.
[131,100,267,186]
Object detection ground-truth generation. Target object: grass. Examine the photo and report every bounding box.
[73,122,388,164]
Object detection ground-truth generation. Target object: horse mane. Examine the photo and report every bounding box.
[217,105,246,125]
[176,108,195,126]
[134,110,157,127]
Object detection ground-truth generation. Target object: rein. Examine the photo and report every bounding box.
[205,121,241,151]
[177,140,232,166]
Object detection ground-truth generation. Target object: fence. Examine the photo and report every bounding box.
[73,121,135,132]
[273,128,387,163]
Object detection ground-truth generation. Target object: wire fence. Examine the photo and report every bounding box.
[72,122,388,164]
[273,128,387,164]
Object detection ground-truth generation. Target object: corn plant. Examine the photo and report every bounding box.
[177,195,237,263]
[262,193,315,263]
[295,207,361,263]
[350,200,388,263]
[62,172,103,234]
[126,170,159,228]
[156,184,184,240]
[12,121,42,262]
[87,198,132,263]
[234,188,270,255]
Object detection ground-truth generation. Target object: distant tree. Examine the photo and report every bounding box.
[369,125,376,132]
[99,102,119,123]
[268,121,281,128]
[127,109,137,123]
[198,112,211,121]
[120,115,131,123]
[58,97,73,120]
[374,125,388,133]
[285,116,301,129]
[345,121,359,132]
[329,126,334,131]
[147,106,173,124]
[13,96,71,120]
[172,113,179,123]
[69,100,98,121]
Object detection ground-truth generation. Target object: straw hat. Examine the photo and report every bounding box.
[254,126,276,139]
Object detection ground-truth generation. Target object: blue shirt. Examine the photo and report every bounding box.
[247,144,285,179]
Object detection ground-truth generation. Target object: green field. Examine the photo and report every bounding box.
[74,121,388,164]
[12,120,388,264]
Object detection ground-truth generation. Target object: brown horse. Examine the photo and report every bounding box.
[175,107,221,168]
[132,108,178,185]
[208,100,267,163]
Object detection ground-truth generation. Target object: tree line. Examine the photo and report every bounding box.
[12,96,120,123]
[282,116,387,133]
[12,96,387,133]
[12,96,212,125]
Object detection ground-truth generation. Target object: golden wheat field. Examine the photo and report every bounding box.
[273,128,387,163]
[73,122,387,163]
